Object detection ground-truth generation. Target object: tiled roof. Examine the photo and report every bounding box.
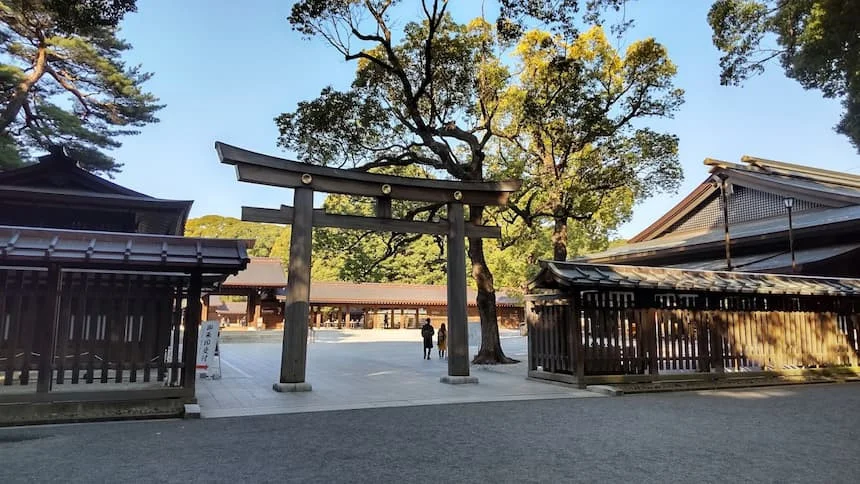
[0,225,249,273]
[533,261,860,296]
[208,296,247,314]
[222,257,288,288]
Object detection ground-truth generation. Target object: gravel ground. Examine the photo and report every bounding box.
[2,383,859,483]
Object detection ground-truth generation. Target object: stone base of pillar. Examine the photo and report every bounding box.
[273,382,313,392]
[439,375,479,385]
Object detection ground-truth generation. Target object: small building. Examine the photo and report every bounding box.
[203,257,286,329]
[0,148,248,424]
[527,260,860,387]
[579,156,860,277]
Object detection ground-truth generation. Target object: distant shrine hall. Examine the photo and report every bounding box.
[204,257,525,331]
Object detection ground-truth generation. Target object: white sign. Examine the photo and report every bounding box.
[196,321,220,371]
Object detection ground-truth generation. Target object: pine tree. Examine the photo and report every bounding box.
[0,0,163,173]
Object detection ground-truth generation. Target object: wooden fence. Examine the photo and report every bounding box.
[527,295,860,386]
[0,268,192,402]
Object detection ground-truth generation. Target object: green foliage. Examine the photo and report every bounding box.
[708,0,860,151]
[312,165,448,284]
[495,26,683,260]
[0,0,162,173]
[185,215,290,259]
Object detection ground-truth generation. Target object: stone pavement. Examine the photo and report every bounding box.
[196,329,599,418]
[3,384,860,483]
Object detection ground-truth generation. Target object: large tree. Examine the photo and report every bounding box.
[708,0,860,151]
[0,0,162,173]
[496,25,683,261]
[283,0,519,363]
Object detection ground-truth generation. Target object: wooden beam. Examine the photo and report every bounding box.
[218,141,521,206]
[241,205,502,239]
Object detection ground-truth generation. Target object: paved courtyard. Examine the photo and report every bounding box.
[196,329,598,417]
[3,384,860,483]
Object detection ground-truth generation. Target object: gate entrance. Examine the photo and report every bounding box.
[217,142,520,390]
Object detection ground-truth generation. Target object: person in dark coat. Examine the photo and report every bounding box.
[421,318,435,360]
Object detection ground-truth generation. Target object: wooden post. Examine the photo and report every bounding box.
[443,202,474,382]
[415,308,420,330]
[37,265,63,393]
[275,187,313,391]
[182,271,203,390]
[645,308,659,376]
[246,289,256,327]
[710,312,726,374]
[400,308,405,330]
[201,294,210,321]
[569,295,585,388]
[253,298,262,328]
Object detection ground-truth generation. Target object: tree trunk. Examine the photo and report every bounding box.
[552,215,568,261]
[469,205,518,364]
[0,46,48,134]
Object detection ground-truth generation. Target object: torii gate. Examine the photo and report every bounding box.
[217,142,521,391]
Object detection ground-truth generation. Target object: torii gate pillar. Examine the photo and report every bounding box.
[273,187,313,392]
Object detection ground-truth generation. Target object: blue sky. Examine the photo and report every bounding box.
[111,0,859,239]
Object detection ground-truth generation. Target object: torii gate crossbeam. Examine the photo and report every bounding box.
[217,142,521,390]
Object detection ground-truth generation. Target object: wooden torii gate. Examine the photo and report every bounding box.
[217,142,521,390]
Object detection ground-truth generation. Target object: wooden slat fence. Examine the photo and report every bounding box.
[529,291,860,380]
[0,268,188,394]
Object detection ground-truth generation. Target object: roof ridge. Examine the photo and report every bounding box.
[742,155,860,187]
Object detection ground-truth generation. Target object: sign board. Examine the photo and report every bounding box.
[196,321,220,371]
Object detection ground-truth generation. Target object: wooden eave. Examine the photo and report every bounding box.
[0,225,249,274]
[629,179,715,243]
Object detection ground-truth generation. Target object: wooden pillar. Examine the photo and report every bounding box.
[415,308,420,330]
[245,289,256,327]
[201,294,210,321]
[390,309,395,329]
[400,308,405,329]
[37,265,62,393]
[253,298,262,328]
[568,295,585,388]
[346,304,351,328]
[182,271,203,390]
[276,187,313,391]
[445,202,472,379]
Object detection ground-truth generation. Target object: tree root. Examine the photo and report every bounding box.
[471,351,519,365]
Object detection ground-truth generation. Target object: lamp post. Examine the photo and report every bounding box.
[783,197,796,272]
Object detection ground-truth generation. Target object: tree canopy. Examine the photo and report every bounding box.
[0,0,162,173]
[708,0,860,151]
[495,25,683,261]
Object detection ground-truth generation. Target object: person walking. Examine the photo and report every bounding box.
[437,323,447,359]
[421,318,435,360]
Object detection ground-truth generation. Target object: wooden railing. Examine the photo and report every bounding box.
[527,297,860,385]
